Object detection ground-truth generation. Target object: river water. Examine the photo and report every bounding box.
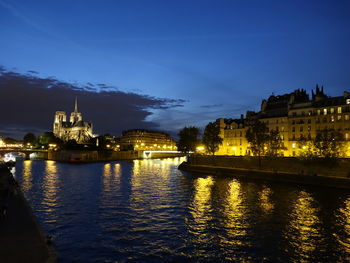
[11,157,350,262]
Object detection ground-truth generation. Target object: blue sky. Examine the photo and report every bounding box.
[0,0,350,137]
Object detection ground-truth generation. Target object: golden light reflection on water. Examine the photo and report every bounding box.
[21,160,33,192]
[287,191,320,260]
[190,176,214,234]
[102,163,122,202]
[42,160,59,215]
[222,179,248,246]
[337,197,350,253]
[259,186,274,214]
[131,159,174,209]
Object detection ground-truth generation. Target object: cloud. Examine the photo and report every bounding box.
[200,104,223,109]
[0,67,185,139]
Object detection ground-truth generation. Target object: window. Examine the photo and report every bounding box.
[292,143,296,148]
[308,126,311,131]
[347,99,350,105]
[346,133,349,140]
[338,115,342,121]
[323,117,327,123]
[317,109,321,115]
[239,139,242,145]
[331,116,335,122]
[292,120,295,125]
[307,119,311,124]
[308,111,312,116]
[300,126,303,132]
[292,127,295,132]
[281,126,285,132]
[338,107,342,114]
[239,131,242,137]
[331,108,334,114]
[346,115,349,121]
[276,119,279,124]
[292,112,297,117]
[324,108,327,115]
[276,126,279,131]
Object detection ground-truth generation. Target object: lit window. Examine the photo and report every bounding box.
[346,115,349,121]
[324,108,327,115]
[331,108,334,114]
[338,107,342,114]
[347,99,350,105]
[317,109,321,115]
[346,133,349,140]
[338,116,342,121]
[292,143,296,149]
[331,116,335,122]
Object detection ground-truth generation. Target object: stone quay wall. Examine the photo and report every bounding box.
[187,155,350,178]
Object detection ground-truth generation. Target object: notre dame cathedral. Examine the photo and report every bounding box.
[53,99,94,143]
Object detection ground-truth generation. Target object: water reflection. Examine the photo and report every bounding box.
[42,160,59,216]
[259,186,274,214]
[336,197,350,253]
[286,191,321,261]
[223,179,247,245]
[102,163,122,199]
[190,176,214,235]
[21,160,33,192]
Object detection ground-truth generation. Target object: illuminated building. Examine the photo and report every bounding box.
[120,129,177,151]
[53,98,93,143]
[217,86,350,157]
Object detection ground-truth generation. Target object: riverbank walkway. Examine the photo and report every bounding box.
[0,164,57,263]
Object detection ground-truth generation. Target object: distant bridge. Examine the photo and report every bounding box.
[142,150,184,159]
[0,148,48,160]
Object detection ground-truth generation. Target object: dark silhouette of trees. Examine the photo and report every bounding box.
[177,126,200,153]
[38,132,63,148]
[313,129,345,158]
[266,129,286,157]
[246,121,269,167]
[23,133,37,146]
[202,122,222,155]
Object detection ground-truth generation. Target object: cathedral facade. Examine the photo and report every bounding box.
[53,99,93,143]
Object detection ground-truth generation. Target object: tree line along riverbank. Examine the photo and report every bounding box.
[179,155,350,189]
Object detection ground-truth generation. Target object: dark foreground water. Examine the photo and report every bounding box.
[12,158,350,262]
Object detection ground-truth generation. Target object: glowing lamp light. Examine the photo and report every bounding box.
[196,145,205,152]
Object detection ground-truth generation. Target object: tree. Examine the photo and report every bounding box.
[297,137,316,159]
[266,129,286,157]
[246,121,269,167]
[313,129,345,158]
[23,133,37,146]
[177,126,200,153]
[38,132,63,148]
[202,122,223,155]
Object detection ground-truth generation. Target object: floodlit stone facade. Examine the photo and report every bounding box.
[120,129,177,151]
[217,86,350,157]
[53,99,93,143]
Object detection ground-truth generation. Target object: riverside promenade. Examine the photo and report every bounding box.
[0,164,57,263]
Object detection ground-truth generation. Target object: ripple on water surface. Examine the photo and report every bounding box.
[13,158,350,262]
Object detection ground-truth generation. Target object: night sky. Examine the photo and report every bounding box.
[1,0,350,139]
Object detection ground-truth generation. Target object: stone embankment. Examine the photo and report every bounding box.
[179,155,350,189]
[0,164,57,263]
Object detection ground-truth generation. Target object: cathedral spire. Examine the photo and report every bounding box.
[74,97,78,113]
